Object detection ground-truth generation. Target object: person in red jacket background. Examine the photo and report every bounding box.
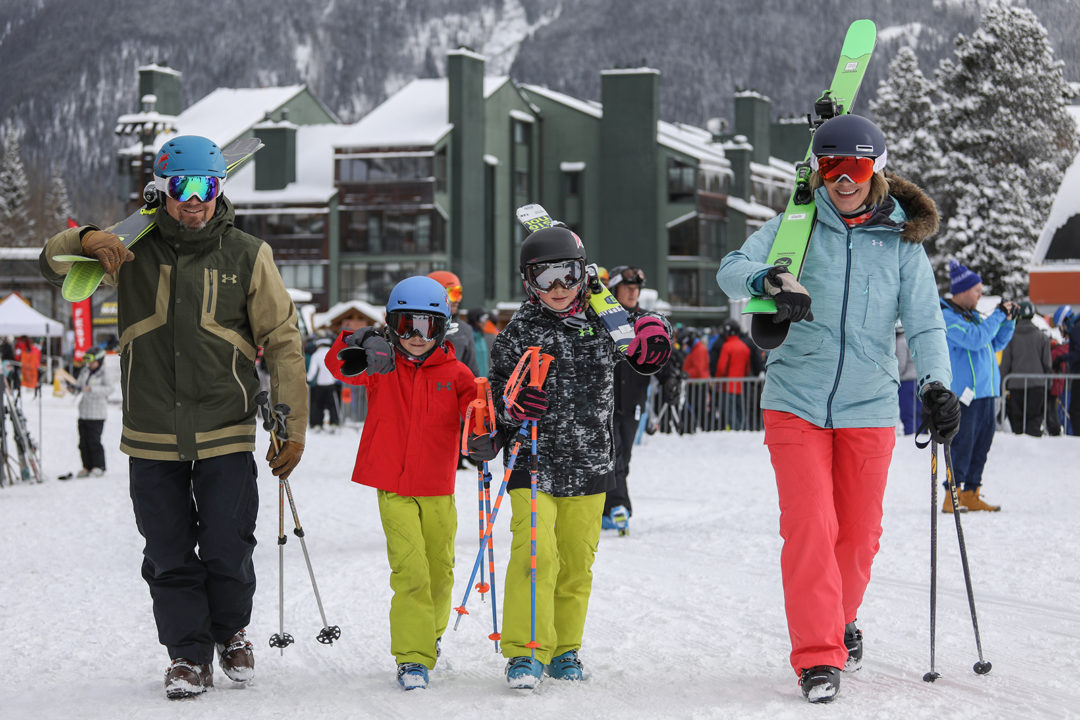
[715,320,752,430]
[325,276,475,691]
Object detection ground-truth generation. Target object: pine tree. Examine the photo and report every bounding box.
[0,126,36,247]
[929,2,1079,298]
[43,171,76,235]
[869,46,940,192]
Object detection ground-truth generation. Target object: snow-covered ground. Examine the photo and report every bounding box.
[3,391,1078,719]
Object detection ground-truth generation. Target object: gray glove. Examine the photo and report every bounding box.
[338,328,395,376]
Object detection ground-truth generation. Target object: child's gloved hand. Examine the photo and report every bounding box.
[466,433,499,462]
[508,386,548,422]
[626,316,671,371]
[337,328,394,376]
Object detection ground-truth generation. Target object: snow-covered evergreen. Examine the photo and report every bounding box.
[870,46,939,192]
[927,3,1078,297]
[0,126,36,246]
[41,171,75,236]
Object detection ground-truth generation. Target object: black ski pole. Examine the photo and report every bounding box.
[923,440,941,683]
[942,441,992,676]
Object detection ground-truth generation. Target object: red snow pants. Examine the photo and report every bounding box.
[763,410,895,674]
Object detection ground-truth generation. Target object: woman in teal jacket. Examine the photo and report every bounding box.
[716,115,955,703]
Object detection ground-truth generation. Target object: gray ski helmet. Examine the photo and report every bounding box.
[811,114,887,172]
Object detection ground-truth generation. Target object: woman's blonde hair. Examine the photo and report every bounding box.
[810,170,890,209]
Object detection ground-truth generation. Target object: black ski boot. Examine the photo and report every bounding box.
[799,665,841,703]
[844,621,863,671]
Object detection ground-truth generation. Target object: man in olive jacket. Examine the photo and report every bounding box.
[40,135,307,699]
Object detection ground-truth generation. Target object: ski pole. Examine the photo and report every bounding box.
[923,440,941,683]
[942,442,992,676]
[519,348,553,660]
[258,392,294,653]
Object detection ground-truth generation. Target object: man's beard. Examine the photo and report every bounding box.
[178,217,208,232]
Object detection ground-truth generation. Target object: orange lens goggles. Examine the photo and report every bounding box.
[445,285,463,303]
[815,155,876,184]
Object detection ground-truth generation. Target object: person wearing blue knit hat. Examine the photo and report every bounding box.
[939,260,1017,512]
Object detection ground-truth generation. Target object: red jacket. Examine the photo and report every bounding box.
[682,339,710,379]
[325,331,475,496]
[715,335,751,394]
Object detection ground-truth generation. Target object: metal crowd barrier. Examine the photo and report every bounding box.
[998,372,1079,437]
[649,376,766,433]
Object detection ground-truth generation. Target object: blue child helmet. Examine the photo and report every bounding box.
[387,276,452,317]
[1053,305,1073,328]
[154,135,227,178]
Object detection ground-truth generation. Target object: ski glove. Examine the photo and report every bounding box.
[338,328,395,376]
[507,386,549,422]
[81,229,134,275]
[763,266,814,323]
[626,316,672,372]
[466,433,500,463]
[921,382,961,442]
[266,440,304,480]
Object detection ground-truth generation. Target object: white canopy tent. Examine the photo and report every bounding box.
[0,293,65,337]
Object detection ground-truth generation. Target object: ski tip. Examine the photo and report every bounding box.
[750,314,791,351]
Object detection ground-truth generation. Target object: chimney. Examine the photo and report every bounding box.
[726,134,753,202]
[447,48,486,288]
[138,62,182,117]
[253,113,298,190]
[734,91,771,165]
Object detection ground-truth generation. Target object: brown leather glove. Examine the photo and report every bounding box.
[81,230,135,274]
[266,440,304,480]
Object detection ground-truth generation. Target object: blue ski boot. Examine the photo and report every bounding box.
[545,650,583,680]
[505,656,543,689]
[396,662,429,690]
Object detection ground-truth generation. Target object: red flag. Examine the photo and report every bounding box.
[67,217,93,361]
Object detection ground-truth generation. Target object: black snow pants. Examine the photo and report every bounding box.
[603,411,638,517]
[129,452,259,664]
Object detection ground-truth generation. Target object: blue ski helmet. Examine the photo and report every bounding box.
[1053,305,1073,329]
[810,114,887,174]
[386,276,452,318]
[154,135,227,178]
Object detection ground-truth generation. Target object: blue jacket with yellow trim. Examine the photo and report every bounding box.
[939,298,1014,400]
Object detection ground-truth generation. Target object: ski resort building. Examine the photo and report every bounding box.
[103,53,797,326]
[1028,106,1080,311]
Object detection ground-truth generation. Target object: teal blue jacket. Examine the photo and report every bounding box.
[939,299,1014,400]
[716,175,951,428]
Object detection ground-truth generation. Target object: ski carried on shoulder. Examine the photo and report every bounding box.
[56,137,265,302]
[743,19,877,350]
[514,203,635,353]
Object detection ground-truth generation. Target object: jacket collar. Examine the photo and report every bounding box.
[155,194,237,252]
[814,172,939,244]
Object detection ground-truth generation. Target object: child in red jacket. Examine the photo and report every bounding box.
[325,276,475,690]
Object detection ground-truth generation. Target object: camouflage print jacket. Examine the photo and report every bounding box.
[489,299,658,497]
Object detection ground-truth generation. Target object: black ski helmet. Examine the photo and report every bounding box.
[811,114,887,167]
[519,225,587,271]
[1017,300,1035,320]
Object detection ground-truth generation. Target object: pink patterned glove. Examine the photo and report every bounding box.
[626,316,671,371]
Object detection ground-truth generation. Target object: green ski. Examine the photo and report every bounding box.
[58,137,264,302]
[744,19,877,350]
[514,203,635,353]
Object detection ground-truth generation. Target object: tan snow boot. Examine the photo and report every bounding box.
[959,488,1001,512]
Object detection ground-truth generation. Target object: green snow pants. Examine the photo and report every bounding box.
[501,489,605,664]
[377,490,457,669]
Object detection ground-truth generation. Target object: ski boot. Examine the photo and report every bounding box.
[799,665,840,703]
[164,658,213,699]
[397,662,429,690]
[843,622,863,672]
[216,629,254,682]
[505,656,543,689]
[609,505,629,536]
[545,650,583,680]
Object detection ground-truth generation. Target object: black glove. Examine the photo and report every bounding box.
[997,301,1018,320]
[338,328,395,376]
[466,433,499,463]
[507,386,549,422]
[763,266,814,324]
[921,382,961,442]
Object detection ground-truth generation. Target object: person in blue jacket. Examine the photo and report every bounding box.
[716,114,956,703]
[939,260,1016,512]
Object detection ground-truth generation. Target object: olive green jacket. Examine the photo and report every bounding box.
[40,196,307,460]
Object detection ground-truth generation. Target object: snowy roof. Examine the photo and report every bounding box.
[1032,105,1080,264]
[313,300,385,330]
[726,196,780,221]
[335,77,510,150]
[226,124,347,205]
[520,83,603,119]
[120,85,310,155]
[0,247,44,260]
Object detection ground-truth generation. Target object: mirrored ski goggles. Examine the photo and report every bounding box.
[154,175,223,202]
[810,154,885,184]
[444,284,463,303]
[614,267,646,287]
[524,259,586,292]
[386,311,447,342]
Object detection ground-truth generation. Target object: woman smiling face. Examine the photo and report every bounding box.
[823,174,872,214]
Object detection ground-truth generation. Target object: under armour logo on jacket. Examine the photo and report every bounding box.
[578,326,595,338]
[221,274,238,284]
[434,382,452,391]
[870,239,884,247]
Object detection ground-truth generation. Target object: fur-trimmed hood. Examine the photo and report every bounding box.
[886,172,939,244]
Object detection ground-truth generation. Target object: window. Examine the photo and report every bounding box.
[668,217,700,257]
[337,155,434,183]
[279,263,326,292]
[667,157,697,202]
[339,261,441,304]
[565,171,581,197]
[668,268,701,306]
[340,210,445,255]
[514,170,529,196]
